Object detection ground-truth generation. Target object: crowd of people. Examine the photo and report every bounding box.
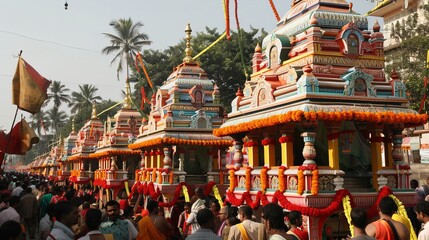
[1,171,429,240]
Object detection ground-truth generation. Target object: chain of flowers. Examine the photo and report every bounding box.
[342,195,353,238]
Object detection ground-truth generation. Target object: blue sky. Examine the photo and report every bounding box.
[0,0,378,130]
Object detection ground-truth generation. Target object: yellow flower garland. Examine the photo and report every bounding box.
[342,195,354,238]
[311,170,319,195]
[389,194,417,240]
[182,185,190,202]
[278,167,286,192]
[229,169,236,192]
[245,167,252,191]
[124,180,130,197]
[261,167,269,192]
[213,185,224,206]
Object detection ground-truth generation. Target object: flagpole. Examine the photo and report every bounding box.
[0,106,19,171]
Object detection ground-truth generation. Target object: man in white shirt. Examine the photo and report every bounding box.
[47,201,79,240]
[11,182,23,197]
[416,201,429,240]
[186,187,206,234]
[39,204,55,240]
[0,196,20,226]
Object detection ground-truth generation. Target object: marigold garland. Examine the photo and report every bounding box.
[129,137,233,149]
[261,166,269,192]
[262,138,275,146]
[213,185,224,206]
[229,169,236,192]
[245,167,253,191]
[182,185,190,202]
[389,194,417,240]
[342,195,354,238]
[311,170,319,195]
[297,169,305,194]
[213,110,429,137]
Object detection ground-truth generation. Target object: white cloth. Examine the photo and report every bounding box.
[125,219,138,240]
[186,198,205,233]
[419,221,429,240]
[11,186,23,197]
[78,230,103,240]
[47,221,75,240]
[270,234,287,240]
[39,214,53,238]
[0,207,20,226]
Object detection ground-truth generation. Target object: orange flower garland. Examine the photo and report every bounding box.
[152,169,156,182]
[245,167,252,191]
[278,166,287,192]
[297,169,305,195]
[213,110,429,137]
[311,169,319,195]
[169,171,174,184]
[129,137,233,149]
[229,169,236,192]
[260,166,269,192]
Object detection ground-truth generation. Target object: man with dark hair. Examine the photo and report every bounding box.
[415,201,429,239]
[0,195,20,225]
[178,202,192,238]
[47,201,79,240]
[39,204,55,240]
[78,208,113,240]
[20,187,38,239]
[186,188,206,234]
[228,205,266,240]
[186,208,221,240]
[411,179,426,203]
[262,203,292,240]
[100,200,136,240]
[137,199,173,240]
[366,197,409,240]
[350,208,375,240]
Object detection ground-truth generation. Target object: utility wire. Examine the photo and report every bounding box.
[0,30,100,53]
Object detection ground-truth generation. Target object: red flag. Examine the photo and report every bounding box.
[0,119,39,156]
[140,87,150,110]
[12,57,51,114]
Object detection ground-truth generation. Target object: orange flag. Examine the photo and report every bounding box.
[0,119,39,155]
[12,57,51,114]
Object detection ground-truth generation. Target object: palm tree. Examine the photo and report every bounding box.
[68,84,102,114]
[47,81,71,110]
[30,110,51,136]
[47,108,68,137]
[102,18,151,80]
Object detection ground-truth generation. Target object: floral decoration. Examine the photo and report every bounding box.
[342,195,353,237]
[278,166,287,192]
[129,137,233,149]
[311,169,319,195]
[260,166,269,192]
[297,169,305,195]
[389,194,417,240]
[261,138,275,146]
[279,136,293,143]
[213,110,428,137]
[229,168,236,192]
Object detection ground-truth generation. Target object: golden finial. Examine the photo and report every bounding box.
[183,23,194,63]
[91,101,97,120]
[123,78,132,109]
[71,117,75,133]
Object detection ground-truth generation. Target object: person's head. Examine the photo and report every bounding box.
[123,206,134,219]
[415,201,429,223]
[195,188,204,199]
[85,208,102,231]
[262,203,287,232]
[378,197,397,217]
[238,205,253,221]
[210,200,221,215]
[105,200,120,221]
[0,220,23,240]
[218,206,229,221]
[184,202,191,214]
[54,201,79,227]
[24,187,32,194]
[351,208,368,230]
[147,200,159,215]
[196,208,215,229]
[83,193,92,203]
[8,196,20,209]
[46,203,56,218]
[289,211,303,227]
[226,217,241,227]
[411,179,419,189]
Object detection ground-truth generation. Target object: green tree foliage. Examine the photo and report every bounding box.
[132,27,267,113]
[385,4,429,112]
[68,84,102,114]
[102,18,151,80]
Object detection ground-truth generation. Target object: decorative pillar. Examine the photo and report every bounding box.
[233,139,244,168]
[370,127,384,188]
[211,149,219,170]
[301,120,318,166]
[262,136,276,167]
[156,149,163,169]
[246,138,259,167]
[279,132,293,167]
[163,146,172,169]
[326,124,340,170]
[392,130,404,165]
[150,149,155,168]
